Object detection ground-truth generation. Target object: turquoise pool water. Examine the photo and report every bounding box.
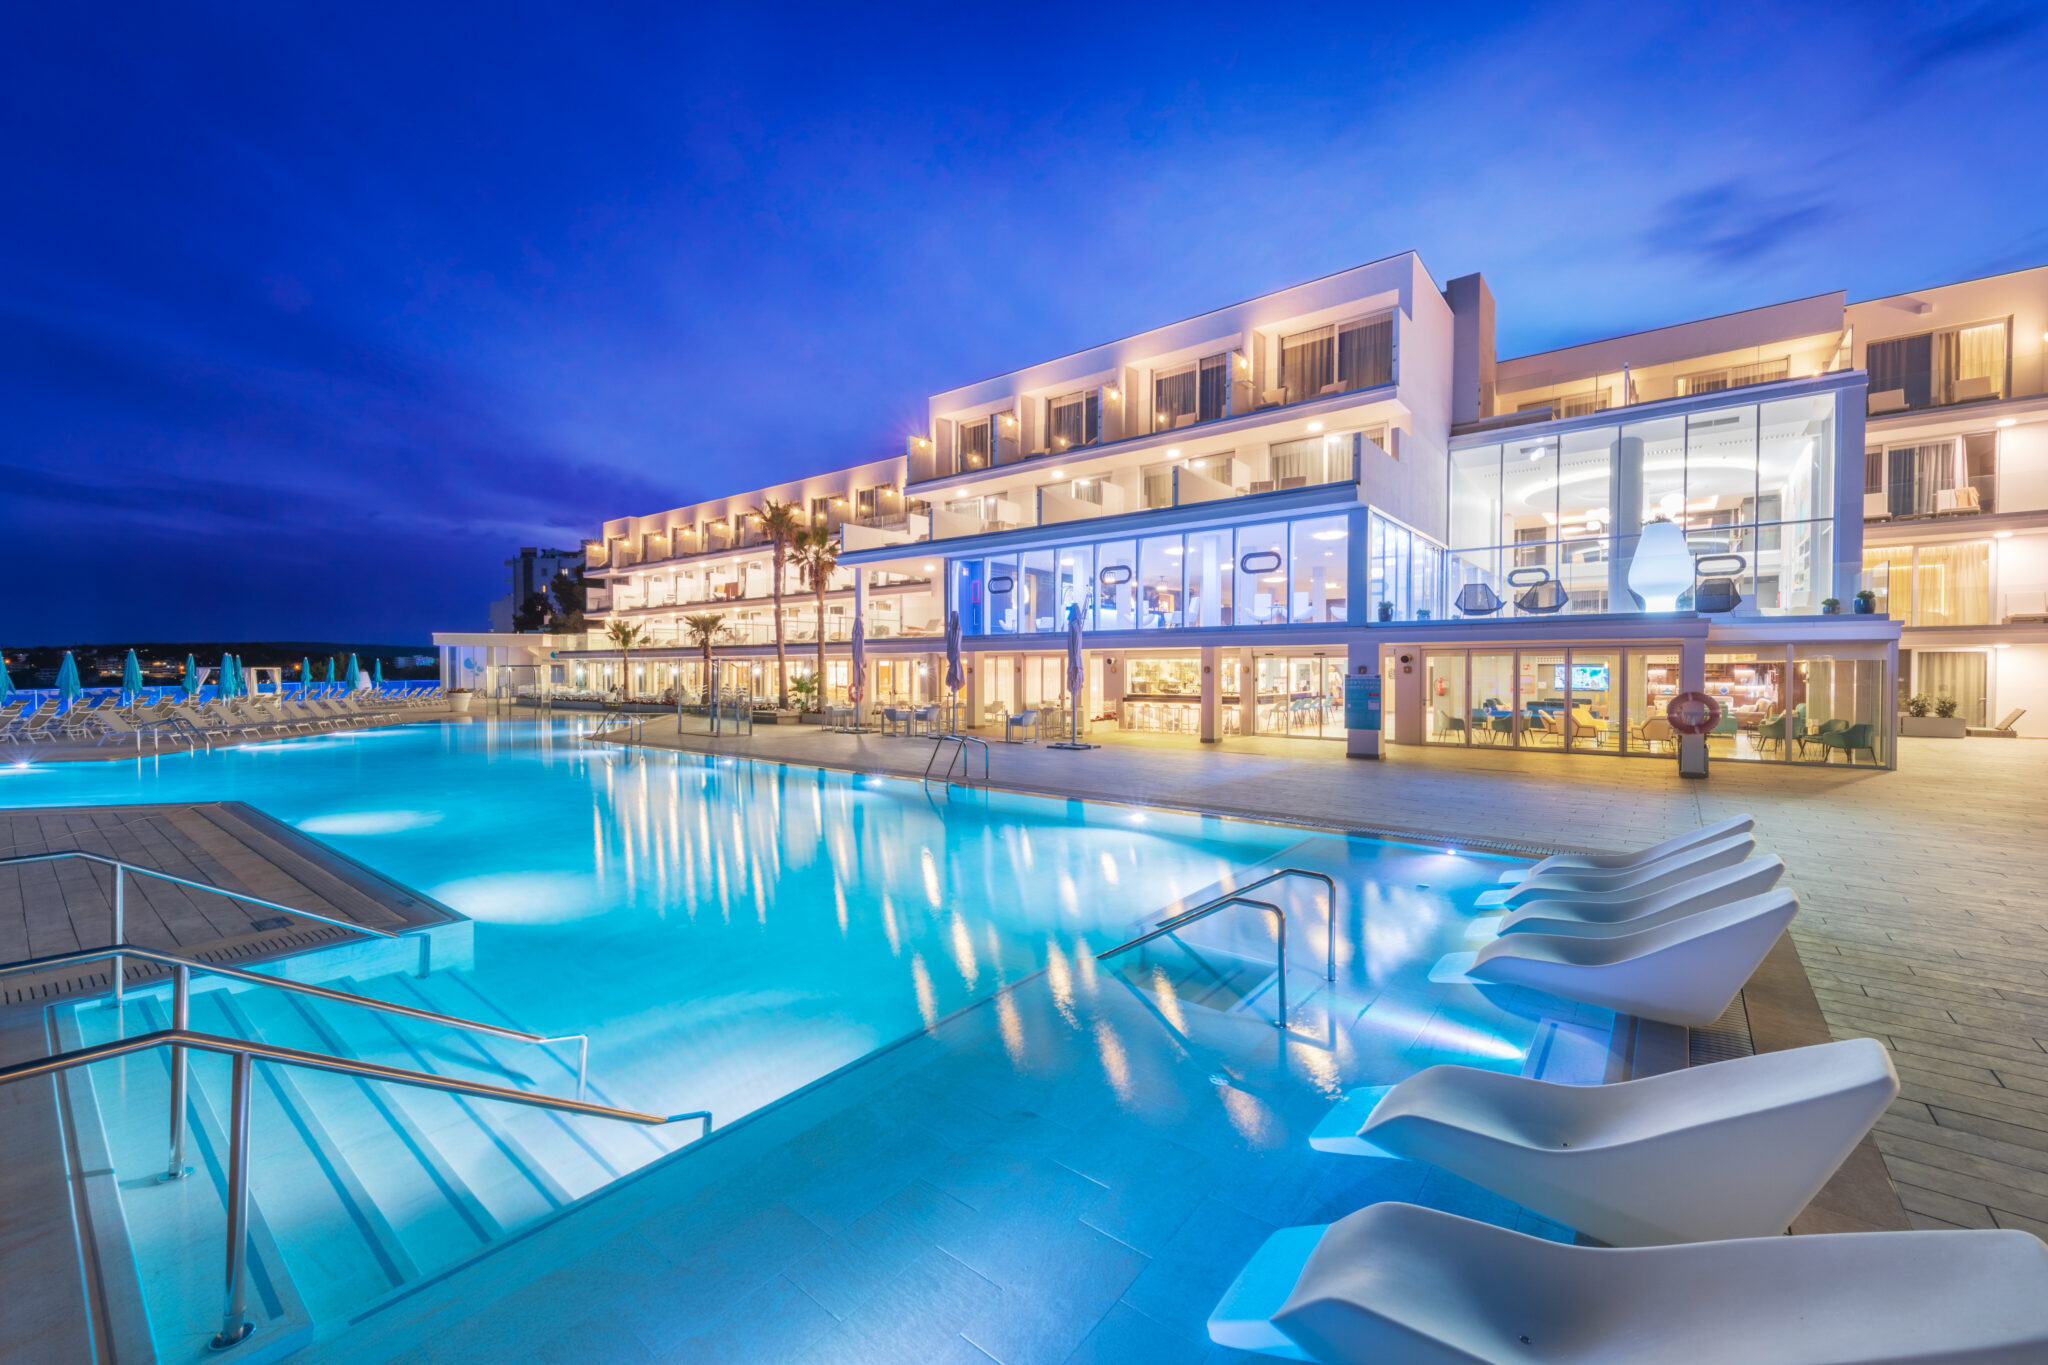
[7,720,1550,1355]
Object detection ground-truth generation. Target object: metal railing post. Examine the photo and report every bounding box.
[163,963,191,1181]
[212,1050,256,1350]
[111,865,125,1005]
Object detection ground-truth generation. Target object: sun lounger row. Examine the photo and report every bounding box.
[1212,816,2048,1361]
[0,687,445,747]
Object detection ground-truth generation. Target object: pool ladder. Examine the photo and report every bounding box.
[1096,868,1339,1028]
[923,733,990,789]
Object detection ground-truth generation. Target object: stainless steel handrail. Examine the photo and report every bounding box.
[0,851,397,1004]
[922,733,989,788]
[0,943,592,1118]
[1156,868,1337,982]
[1097,895,1289,1027]
[0,1028,710,1352]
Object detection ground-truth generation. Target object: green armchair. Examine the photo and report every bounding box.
[1818,722,1877,764]
[1758,713,1786,756]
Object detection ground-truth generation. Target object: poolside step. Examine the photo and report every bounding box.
[226,986,498,1276]
[60,997,315,1365]
[291,978,569,1232]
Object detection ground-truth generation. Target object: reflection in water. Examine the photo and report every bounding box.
[995,991,1026,1066]
[1148,966,1189,1036]
[1220,1082,1280,1147]
[1045,941,1079,1029]
[1093,1018,1131,1102]
[911,954,937,1028]
[948,915,980,991]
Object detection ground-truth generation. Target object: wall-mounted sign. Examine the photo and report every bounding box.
[1343,674,1382,731]
[1239,550,1283,574]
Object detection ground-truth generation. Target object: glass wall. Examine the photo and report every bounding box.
[1426,652,1468,744]
[1368,511,1445,621]
[1447,390,1838,617]
[951,509,1358,635]
[1410,642,1889,767]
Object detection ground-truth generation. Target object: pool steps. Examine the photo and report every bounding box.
[60,959,680,1360]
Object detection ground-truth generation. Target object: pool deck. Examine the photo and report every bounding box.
[0,801,452,1003]
[600,723,2048,1242]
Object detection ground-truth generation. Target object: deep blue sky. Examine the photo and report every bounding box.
[6,3,2046,643]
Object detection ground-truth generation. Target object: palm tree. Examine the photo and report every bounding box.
[603,619,648,699]
[683,613,725,704]
[753,499,806,708]
[790,526,842,709]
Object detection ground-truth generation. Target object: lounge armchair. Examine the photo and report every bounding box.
[1453,583,1502,617]
[1211,1202,2048,1364]
[1318,1039,1895,1246]
[1004,709,1040,743]
[1494,814,1751,885]
[1818,721,1878,764]
[1469,889,1799,1027]
[1974,707,2026,737]
[1476,833,1754,909]
[1494,856,1785,939]
[1514,578,1568,614]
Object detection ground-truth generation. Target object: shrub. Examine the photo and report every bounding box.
[1933,696,1960,720]
[1905,694,1932,718]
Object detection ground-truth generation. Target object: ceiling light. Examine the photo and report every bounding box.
[1167,448,1181,458]
[1996,643,2012,649]
[923,563,935,571]
[1306,422,1324,433]
[1997,418,2017,428]
[1994,531,2014,539]
[1311,530,1346,541]
[1048,469,1064,479]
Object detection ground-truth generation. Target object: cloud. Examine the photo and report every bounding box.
[1645,181,1836,269]
[1897,4,2045,80]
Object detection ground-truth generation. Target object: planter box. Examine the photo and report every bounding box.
[1899,715,1967,738]
[447,693,474,713]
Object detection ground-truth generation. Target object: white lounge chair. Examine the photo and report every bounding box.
[1469,889,1797,1027]
[1319,1039,1895,1246]
[1476,833,1755,910]
[1495,857,1785,939]
[1212,1202,2048,1364]
[1496,814,1754,888]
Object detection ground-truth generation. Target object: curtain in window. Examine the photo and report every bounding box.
[1338,318,1393,390]
[1867,334,1933,409]
[1198,353,1230,421]
[958,420,992,472]
[1887,441,1955,517]
[1948,322,2006,400]
[1152,369,1197,430]
[1917,651,1988,726]
[1912,542,1990,627]
[1047,394,1091,449]
[1280,325,1335,401]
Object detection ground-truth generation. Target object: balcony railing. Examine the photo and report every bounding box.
[1864,472,1997,522]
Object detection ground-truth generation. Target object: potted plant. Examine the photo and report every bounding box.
[789,673,822,721]
[1416,608,1431,620]
[1853,589,1877,615]
[1377,600,1394,622]
[447,688,475,714]
[1821,597,1840,615]
[1900,693,1967,738]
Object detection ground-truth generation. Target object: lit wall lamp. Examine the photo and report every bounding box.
[1105,386,1121,401]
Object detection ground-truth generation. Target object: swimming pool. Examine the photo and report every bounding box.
[7,720,1556,1356]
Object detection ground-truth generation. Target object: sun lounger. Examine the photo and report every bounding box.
[1212,1201,2048,1364]
[1496,814,1754,888]
[1475,834,1755,910]
[1322,1039,1895,1245]
[1469,889,1798,1027]
[1494,857,1785,939]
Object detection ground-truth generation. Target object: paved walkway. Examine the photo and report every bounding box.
[604,723,2048,1239]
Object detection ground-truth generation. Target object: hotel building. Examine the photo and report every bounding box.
[440,256,2048,770]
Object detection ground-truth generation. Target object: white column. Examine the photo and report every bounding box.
[1199,646,1220,743]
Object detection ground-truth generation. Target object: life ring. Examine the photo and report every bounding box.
[1666,691,1723,736]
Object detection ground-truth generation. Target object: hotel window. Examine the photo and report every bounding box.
[1046,390,1100,451]
[1266,432,1355,491]
[1675,356,1790,396]
[1867,320,2009,410]
[958,418,993,472]
[1278,315,1393,404]
[1863,450,1882,495]
[1140,462,1176,509]
[1154,353,1232,430]
[1517,390,1611,418]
